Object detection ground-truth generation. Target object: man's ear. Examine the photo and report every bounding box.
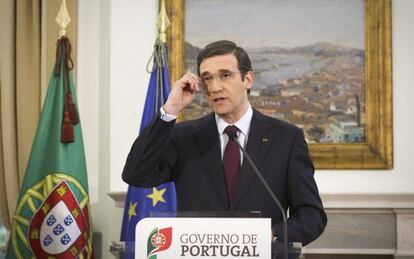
[244,71,254,90]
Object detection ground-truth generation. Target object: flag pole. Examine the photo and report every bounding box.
[157,0,170,43]
[55,0,78,143]
[119,1,177,253]
[56,0,71,38]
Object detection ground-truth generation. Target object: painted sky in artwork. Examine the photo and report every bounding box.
[185,0,364,49]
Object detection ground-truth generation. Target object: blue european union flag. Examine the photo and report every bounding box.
[120,40,177,256]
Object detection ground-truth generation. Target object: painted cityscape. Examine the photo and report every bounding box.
[183,0,365,144]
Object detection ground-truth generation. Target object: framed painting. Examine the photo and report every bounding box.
[164,0,392,169]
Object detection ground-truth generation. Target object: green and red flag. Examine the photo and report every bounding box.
[6,36,93,258]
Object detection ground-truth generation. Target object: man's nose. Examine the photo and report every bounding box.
[209,78,223,93]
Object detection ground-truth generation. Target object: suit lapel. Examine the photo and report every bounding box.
[194,114,229,208]
[232,110,274,209]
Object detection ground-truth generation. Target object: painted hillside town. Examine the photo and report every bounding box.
[183,41,365,144]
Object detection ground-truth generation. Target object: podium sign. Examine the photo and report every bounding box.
[136,217,271,259]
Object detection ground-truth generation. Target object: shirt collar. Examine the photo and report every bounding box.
[215,104,253,137]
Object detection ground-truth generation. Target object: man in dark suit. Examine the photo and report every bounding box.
[122,40,326,245]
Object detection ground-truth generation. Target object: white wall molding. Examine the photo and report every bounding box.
[321,194,414,209]
[395,209,414,257]
[108,192,414,209]
[302,248,395,255]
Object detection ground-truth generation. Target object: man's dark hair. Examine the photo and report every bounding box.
[197,40,252,81]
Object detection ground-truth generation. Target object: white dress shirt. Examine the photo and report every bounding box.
[215,105,253,162]
[160,105,253,162]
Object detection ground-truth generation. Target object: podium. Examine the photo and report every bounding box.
[110,240,301,259]
[111,215,301,259]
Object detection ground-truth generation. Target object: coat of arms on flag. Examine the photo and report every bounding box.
[28,178,90,258]
[9,174,93,258]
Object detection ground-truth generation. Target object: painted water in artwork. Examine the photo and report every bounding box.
[184,0,365,143]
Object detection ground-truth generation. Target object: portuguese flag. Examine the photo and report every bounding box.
[6,36,93,258]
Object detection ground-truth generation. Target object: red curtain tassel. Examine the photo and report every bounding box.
[61,111,74,143]
[67,93,79,125]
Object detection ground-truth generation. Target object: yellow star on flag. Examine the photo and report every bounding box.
[128,201,137,221]
[147,187,166,207]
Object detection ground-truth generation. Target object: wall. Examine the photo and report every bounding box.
[76,0,414,258]
[77,0,157,257]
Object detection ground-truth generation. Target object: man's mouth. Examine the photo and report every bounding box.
[213,97,226,103]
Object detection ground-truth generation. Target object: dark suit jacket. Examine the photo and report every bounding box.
[122,109,327,245]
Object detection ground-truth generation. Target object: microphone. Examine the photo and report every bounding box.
[228,133,288,259]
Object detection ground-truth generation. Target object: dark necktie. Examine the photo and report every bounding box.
[223,125,240,205]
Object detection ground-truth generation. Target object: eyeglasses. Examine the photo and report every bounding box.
[200,71,242,89]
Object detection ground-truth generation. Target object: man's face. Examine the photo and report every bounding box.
[199,54,253,123]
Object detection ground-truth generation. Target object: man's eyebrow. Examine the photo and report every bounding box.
[200,72,211,77]
[200,69,232,77]
[217,69,232,73]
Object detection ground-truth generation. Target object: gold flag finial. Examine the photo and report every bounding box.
[56,0,71,37]
[156,0,170,43]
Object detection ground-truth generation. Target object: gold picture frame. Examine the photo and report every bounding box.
[164,0,393,169]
